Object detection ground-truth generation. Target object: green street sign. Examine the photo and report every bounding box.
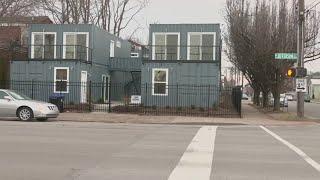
[274,53,298,60]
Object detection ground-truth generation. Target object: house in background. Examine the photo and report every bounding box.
[140,24,222,107]
[309,77,320,100]
[0,16,52,84]
[10,24,137,104]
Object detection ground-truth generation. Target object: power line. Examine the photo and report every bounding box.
[305,0,320,12]
[307,0,319,8]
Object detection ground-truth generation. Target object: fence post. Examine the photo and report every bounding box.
[176,84,179,113]
[239,87,242,118]
[88,81,92,112]
[144,83,147,114]
[31,79,34,99]
[108,82,111,113]
[207,85,210,116]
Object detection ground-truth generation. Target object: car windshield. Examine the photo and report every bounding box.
[7,90,32,100]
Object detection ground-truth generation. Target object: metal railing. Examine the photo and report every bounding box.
[109,57,145,71]
[145,45,221,61]
[0,81,241,117]
[13,45,93,63]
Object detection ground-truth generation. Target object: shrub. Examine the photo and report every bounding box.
[97,98,104,104]
[165,105,171,109]
[212,103,219,111]
[152,105,157,110]
[191,105,196,109]
[69,101,75,105]
[199,107,205,112]
[176,107,183,111]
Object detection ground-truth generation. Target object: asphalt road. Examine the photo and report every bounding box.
[0,121,320,180]
[288,101,320,119]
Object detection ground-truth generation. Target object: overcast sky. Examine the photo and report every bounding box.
[123,0,320,73]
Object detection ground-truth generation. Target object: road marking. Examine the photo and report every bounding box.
[167,126,217,180]
[260,126,320,172]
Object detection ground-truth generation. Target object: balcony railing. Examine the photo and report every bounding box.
[15,45,93,63]
[144,45,221,62]
[109,57,144,71]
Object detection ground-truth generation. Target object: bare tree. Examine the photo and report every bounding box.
[225,0,320,111]
[0,0,38,17]
[39,0,148,37]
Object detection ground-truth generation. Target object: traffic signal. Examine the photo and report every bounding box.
[286,68,296,78]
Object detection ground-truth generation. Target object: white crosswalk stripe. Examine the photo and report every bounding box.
[167,126,217,180]
[261,126,320,172]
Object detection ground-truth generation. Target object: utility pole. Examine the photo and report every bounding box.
[297,0,305,118]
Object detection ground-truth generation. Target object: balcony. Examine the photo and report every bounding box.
[144,45,221,63]
[109,57,144,71]
[13,45,93,63]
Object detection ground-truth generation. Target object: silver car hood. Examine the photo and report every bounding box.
[18,100,54,106]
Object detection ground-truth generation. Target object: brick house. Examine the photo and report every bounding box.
[0,16,52,84]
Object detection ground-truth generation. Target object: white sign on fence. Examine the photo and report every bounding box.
[296,78,307,93]
[131,95,141,104]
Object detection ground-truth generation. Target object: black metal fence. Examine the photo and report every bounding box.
[0,81,242,117]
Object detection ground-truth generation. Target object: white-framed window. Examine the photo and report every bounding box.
[152,33,180,60]
[31,32,56,59]
[152,68,169,96]
[110,40,115,58]
[116,40,121,48]
[54,67,69,93]
[63,32,89,61]
[187,32,216,60]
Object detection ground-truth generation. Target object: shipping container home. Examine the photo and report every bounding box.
[10,24,138,104]
[141,24,222,107]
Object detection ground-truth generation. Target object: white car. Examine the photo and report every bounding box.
[0,89,59,121]
[280,94,288,107]
[268,94,288,107]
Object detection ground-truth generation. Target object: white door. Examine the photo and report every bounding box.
[102,75,110,103]
[80,71,88,103]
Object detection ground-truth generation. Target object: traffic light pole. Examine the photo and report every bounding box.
[297,0,305,118]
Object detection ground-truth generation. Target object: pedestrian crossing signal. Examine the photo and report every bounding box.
[286,68,296,78]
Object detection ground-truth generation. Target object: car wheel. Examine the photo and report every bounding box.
[18,107,33,121]
[37,118,48,121]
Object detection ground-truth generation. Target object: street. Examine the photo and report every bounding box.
[0,121,319,180]
[288,101,320,119]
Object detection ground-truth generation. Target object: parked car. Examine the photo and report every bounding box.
[242,93,249,100]
[285,94,294,101]
[304,94,311,103]
[268,94,288,107]
[0,89,59,121]
[280,94,288,107]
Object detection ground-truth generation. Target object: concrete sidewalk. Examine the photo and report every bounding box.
[56,103,318,126]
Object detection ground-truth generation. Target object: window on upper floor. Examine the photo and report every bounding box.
[63,32,89,61]
[31,32,56,59]
[152,33,180,60]
[188,33,216,61]
[116,40,121,48]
